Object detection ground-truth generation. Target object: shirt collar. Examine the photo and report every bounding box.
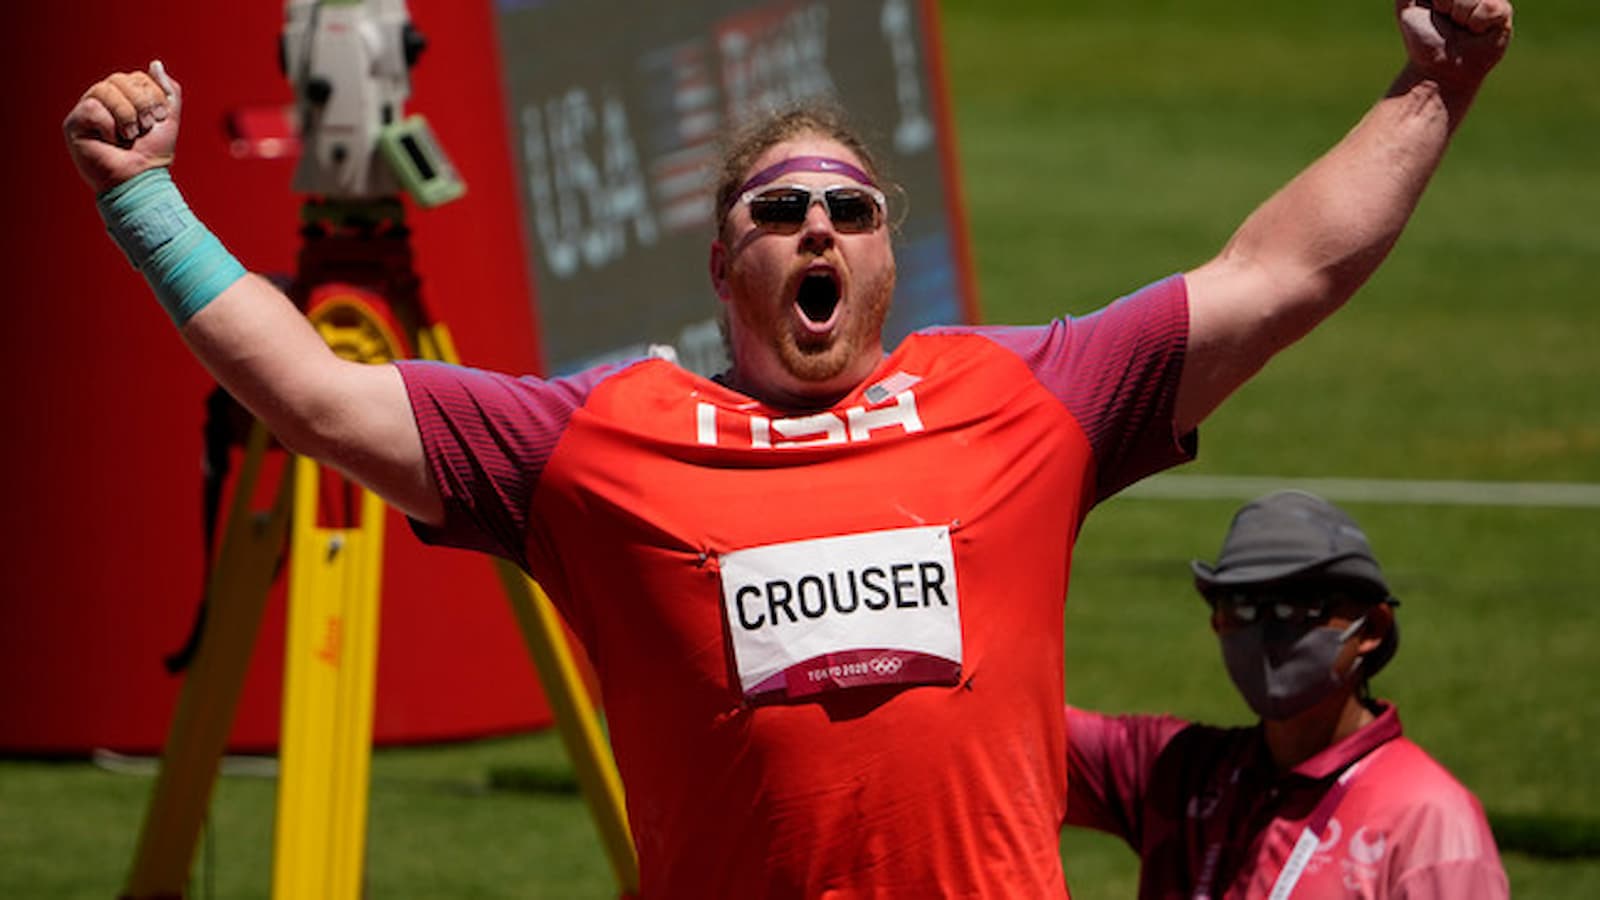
[1289,701,1403,781]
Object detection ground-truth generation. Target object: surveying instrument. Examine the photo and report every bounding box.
[121,2,638,896]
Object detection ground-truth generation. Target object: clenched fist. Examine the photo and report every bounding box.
[1397,0,1514,88]
[63,61,182,195]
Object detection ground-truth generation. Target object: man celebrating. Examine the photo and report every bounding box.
[64,1,1512,895]
[1066,491,1508,897]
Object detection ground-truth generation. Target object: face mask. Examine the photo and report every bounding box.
[1220,617,1366,720]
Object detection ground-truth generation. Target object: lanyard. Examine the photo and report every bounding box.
[1192,742,1389,900]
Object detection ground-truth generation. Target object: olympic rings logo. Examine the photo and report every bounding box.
[869,655,904,676]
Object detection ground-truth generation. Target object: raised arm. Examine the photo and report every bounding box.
[1175,0,1514,433]
[1064,706,1188,842]
[63,62,444,525]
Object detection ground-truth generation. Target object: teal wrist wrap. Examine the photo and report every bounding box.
[97,168,247,326]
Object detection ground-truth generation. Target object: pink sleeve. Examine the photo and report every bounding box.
[395,359,633,569]
[955,275,1194,502]
[1390,781,1509,900]
[1065,706,1189,843]
[1394,859,1510,900]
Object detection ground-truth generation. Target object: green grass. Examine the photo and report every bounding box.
[0,733,616,899]
[947,1,1600,486]
[6,1,1597,896]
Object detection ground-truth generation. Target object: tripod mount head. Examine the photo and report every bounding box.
[281,0,464,208]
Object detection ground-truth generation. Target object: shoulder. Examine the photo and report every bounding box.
[397,355,664,409]
[1365,739,1486,808]
[1069,707,1251,778]
[1338,737,1507,895]
[912,276,1188,384]
[1068,707,1191,751]
[1151,718,1259,775]
[910,273,1187,365]
[1357,738,1498,853]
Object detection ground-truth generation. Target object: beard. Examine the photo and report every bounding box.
[768,262,895,387]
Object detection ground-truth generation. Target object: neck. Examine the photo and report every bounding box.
[1263,690,1375,771]
[720,367,851,411]
[720,345,886,412]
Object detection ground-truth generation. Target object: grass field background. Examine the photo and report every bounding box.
[3,1,1596,896]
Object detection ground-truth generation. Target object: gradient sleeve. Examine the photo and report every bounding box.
[1064,706,1189,845]
[1389,768,1510,900]
[395,359,621,570]
[1394,859,1510,900]
[967,275,1194,502]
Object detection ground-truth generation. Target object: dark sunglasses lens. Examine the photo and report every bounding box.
[1216,588,1331,626]
[825,189,879,230]
[749,189,810,227]
[1224,595,1259,624]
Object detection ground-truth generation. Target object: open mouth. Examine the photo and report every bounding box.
[795,270,842,329]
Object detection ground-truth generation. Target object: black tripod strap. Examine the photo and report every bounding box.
[164,387,241,675]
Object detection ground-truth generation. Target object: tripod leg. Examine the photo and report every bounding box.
[495,567,640,895]
[413,321,457,364]
[419,319,638,894]
[124,423,291,899]
[271,456,386,900]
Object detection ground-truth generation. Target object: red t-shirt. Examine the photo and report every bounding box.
[1065,704,1508,899]
[398,276,1192,897]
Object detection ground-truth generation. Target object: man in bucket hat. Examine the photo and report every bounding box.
[1064,491,1507,898]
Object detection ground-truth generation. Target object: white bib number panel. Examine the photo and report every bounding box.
[719,525,962,700]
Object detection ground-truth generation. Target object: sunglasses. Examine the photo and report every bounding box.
[1206,587,1370,627]
[739,183,887,233]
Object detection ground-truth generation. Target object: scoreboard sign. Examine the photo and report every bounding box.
[493,0,977,376]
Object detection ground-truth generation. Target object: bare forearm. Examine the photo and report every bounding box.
[1219,66,1479,316]
[1162,1,1510,430]
[1177,68,1487,430]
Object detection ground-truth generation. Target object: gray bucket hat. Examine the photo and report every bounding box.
[1192,490,1399,675]
[1191,490,1392,597]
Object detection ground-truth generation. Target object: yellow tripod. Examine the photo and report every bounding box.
[121,204,638,899]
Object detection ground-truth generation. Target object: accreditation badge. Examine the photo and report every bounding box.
[718,525,963,701]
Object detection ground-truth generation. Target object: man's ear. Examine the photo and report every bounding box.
[710,239,731,300]
[1356,603,1393,656]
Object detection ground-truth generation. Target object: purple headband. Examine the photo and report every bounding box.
[732,155,877,200]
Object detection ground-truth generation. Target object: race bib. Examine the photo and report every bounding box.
[719,525,962,700]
